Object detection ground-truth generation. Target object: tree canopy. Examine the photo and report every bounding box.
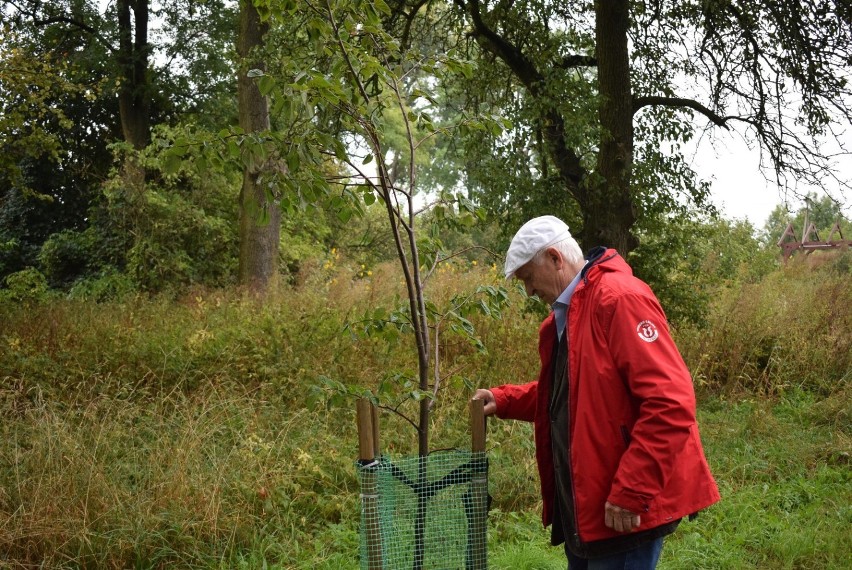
[1,0,850,293]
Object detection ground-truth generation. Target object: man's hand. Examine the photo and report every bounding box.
[604,501,641,533]
[472,389,497,416]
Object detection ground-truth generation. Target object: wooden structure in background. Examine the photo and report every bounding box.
[778,221,851,260]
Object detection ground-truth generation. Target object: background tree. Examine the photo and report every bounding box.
[444,0,852,255]
[0,9,117,281]
[235,0,280,291]
[0,0,238,287]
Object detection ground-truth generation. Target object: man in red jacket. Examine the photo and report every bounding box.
[474,215,720,569]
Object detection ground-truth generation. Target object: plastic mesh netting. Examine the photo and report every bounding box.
[357,450,488,570]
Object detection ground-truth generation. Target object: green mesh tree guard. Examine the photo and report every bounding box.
[358,450,488,570]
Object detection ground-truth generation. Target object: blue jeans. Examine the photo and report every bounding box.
[565,537,664,570]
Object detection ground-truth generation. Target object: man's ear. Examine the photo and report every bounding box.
[546,247,564,269]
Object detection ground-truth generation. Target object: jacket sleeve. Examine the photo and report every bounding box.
[602,288,697,514]
[491,381,538,422]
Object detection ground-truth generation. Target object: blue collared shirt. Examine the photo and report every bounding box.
[553,263,587,340]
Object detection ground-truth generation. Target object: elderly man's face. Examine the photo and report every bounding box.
[513,248,573,305]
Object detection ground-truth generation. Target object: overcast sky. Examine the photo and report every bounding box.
[686,128,852,230]
[688,134,782,228]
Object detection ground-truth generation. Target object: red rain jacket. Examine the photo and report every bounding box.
[491,249,720,543]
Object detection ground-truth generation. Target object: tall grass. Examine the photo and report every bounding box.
[0,252,849,568]
[677,252,852,396]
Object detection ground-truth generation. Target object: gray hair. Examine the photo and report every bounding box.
[531,236,584,267]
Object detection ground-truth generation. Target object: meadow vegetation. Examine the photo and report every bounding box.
[0,250,850,569]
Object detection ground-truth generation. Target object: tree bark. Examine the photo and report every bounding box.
[237,0,280,292]
[456,0,641,254]
[115,0,151,218]
[116,0,151,151]
[589,0,638,254]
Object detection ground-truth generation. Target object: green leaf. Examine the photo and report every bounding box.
[195,156,209,177]
[227,139,241,160]
[286,151,301,172]
[162,153,181,176]
[373,0,392,16]
[337,208,353,223]
[258,76,276,96]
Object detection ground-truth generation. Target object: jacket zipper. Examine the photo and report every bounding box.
[564,307,583,550]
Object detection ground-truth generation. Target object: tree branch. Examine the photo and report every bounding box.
[453,0,543,90]
[14,8,117,53]
[633,95,731,129]
[453,0,585,192]
[555,54,597,69]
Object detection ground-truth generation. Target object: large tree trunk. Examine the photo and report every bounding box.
[237,0,280,292]
[116,0,151,151]
[590,0,638,254]
[457,0,639,254]
[116,0,150,197]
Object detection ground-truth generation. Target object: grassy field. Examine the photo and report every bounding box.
[1,255,850,568]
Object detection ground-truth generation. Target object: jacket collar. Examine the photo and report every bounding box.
[580,246,620,283]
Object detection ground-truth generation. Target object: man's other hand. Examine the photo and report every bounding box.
[605,501,641,533]
[472,389,497,416]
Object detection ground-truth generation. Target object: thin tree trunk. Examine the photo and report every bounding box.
[590,0,638,254]
[237,0,280,292]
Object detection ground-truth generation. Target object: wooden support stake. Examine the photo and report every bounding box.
[470,398,486,453]
[357,399,376,462]
[371,399,380,458]
[468,398,488,569]
[356,398,382,570]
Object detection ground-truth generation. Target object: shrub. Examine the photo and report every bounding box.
[67,267,138,302]
[0,267,51,302]
[37,228,96,287]
[677,251,852,395]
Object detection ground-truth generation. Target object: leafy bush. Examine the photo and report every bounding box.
[37,228,97,287]
[95,127,242,291]
[67,266,137,301]
[631,216,778,326]
[0,267,51,302]
[677,251,852,395]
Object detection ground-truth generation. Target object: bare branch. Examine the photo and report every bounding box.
[633,95,731,128]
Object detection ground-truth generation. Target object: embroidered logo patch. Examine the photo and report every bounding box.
[636,320,659,343]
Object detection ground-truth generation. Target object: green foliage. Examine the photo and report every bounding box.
[0,8,115,286]
[0,257,849,567]
[0,26,86,194]
[99,126,242,291]
[0,267,51,303]
[67,267,138,302]
[677,251,852,395]
[37,228,98,287]
[630,216,779,325]
[237,0,517,456]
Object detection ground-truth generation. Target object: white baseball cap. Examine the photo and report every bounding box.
[504,215,572,278]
